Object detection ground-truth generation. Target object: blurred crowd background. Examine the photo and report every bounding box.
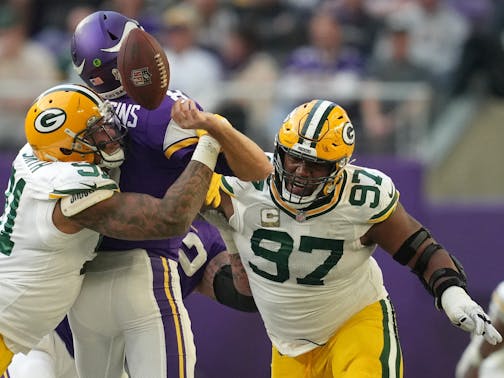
[1,1,504,377]
[1,0,503,162]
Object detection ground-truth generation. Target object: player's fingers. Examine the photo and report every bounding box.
[179,99,194,112]
[484,324,503,345]
[454,312,475,333]
[172,100,189,119]
[171,100,180,116]
[173,99,190,112]
[470,313,485,335]
[186,99,195,110]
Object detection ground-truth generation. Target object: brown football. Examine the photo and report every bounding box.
[117,28,170,110]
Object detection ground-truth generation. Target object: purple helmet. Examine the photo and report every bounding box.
[71,11,142,100]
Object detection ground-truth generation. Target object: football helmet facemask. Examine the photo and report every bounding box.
[273,99,355,205]
[25,84,127,169]
[71,11,142,100]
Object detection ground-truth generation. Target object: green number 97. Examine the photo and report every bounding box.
[249,229,344,285]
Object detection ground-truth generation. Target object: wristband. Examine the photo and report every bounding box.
[191,134,221,170]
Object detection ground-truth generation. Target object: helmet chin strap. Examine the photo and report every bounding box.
[98,148,125,169]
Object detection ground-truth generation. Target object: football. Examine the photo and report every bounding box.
[117,28,170,110]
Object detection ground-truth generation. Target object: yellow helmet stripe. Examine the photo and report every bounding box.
[301,100,335,148]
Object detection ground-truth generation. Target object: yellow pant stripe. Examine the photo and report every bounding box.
[161,257,185,378]
[0,334,14,376]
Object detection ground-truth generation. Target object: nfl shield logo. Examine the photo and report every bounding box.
[130,67,152,87]
[296,211,306,222]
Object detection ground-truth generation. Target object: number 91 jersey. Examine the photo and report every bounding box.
[222,163,400,357]
[0,144,118,353]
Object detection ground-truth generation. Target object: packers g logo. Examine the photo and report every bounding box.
[342,122,355,146]
[34,108,67,133]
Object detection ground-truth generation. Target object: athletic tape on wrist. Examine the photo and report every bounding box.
[191,134,221,171]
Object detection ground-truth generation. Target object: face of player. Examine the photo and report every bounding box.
[85,120,125,166]
[283,153,333,196]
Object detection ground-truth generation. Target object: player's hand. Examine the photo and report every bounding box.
[441,286,503,345]
[205,173,222,208]
[171,99,223,133]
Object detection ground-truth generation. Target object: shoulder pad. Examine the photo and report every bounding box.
[345,165,399,223]
[20,159,118,201]
[48,163,118,199]
[221,175,262,197]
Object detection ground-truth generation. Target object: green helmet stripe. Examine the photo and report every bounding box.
[300,100,335,148]
[311,103,335,148]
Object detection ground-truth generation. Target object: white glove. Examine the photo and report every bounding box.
[441,286,503,345]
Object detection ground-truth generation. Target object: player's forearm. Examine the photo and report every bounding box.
[74,160,212,239]
[230,253,252,295]
[156,160,214,234]
[171,99,272,181]
[208,117,273,181]
[213,263,257,312]
[198,251,229,299]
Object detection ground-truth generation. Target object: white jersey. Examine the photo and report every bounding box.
[7,331,78,378]
[0,144,119,353]
[479,282,504,377]
[223,163,399,356]
[490,282,504,326]
[456,282,504,378]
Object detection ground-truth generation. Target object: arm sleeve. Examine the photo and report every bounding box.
[213,265,258,313]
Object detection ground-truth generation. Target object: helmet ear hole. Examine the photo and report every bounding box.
[60,148,73,156]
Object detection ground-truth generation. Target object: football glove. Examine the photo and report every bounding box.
[205,173,223,208]
[441,286,503,345]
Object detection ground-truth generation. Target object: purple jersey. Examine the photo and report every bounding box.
[176,219,227,298]
[55,317,74,357]
[98,90,232,259]
[56,219,227,357]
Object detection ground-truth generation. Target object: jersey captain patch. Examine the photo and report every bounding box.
[261,208,280,227]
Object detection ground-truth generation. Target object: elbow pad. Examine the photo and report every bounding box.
[213,265,258,313]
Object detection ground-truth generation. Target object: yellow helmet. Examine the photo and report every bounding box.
[25,83,126,168]
[273,99,355,205]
